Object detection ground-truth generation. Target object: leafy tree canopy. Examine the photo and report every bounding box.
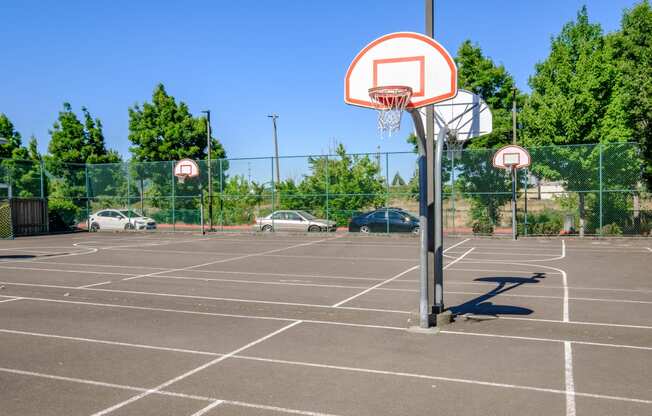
[47,103,120,164]
[0,113,23,159]
[607,0,652,187]
[455,40,523,148]
[128,83,226,162]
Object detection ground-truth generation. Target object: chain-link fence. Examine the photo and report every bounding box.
[0,143,648,236]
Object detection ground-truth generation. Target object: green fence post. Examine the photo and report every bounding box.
[219,159,223,232]
[85,164,90,232]
[524,168,529,236]
[39,159,45,200]
[325,154,329,228]
[271,157,275,231]
[385,152,389,234]
[599,144,603,235]
[171,162,175,232]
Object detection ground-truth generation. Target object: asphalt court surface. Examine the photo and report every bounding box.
[0,232,650,415]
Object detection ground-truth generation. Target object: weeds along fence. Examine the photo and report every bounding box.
[0,142,648,236]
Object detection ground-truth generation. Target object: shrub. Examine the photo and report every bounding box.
[598,223,623,236]
[471,211,494,235]
[48,199,81,231]
[518,209,563,236]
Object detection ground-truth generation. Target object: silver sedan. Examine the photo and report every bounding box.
[255,210,337,232]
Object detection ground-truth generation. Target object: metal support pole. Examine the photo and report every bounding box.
[410,110,430,328]
[202,110,213,232]
[386,152,390,234]
[85,165,90,232]
[450,151,455,234]
[511,166,517,240]
[171,164,175,232]
[268,114,281,185]
[199,186,205,235]
[325,154,329,226]
[219,159,224,231]
[425,0,437,318]
[524,169,528,236]
[39,159,45,199]
[270,157,275,231]
[512,88,517,145]
[599,144,603,235]
[433,128,446,314]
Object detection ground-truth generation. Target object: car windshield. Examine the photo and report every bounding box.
[119,210,142,218]
[297,211,316,220]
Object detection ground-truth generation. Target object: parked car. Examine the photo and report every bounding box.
[89,209,157,231]
[255,210,337,232]
[348,209,419,234]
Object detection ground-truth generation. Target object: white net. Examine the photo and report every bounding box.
[368,86,412,136]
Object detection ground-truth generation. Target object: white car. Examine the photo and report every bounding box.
[255,210,337,232]
[89,209,156,231]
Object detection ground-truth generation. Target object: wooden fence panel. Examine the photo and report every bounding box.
[10,198,48,236]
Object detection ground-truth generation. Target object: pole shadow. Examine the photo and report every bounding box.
[449,272,546,317]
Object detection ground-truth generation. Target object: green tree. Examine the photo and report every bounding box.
[391,171,406,186]
[455,40,523,149]
[278,144,385,225]
[520,6,640,235]
[607,0,652,188]
[48,103,120,165]
[128,83,225,162]
[128,84,227,217]
[0,114,23,158]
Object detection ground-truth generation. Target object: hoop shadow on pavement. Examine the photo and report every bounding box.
[449,273,546,316]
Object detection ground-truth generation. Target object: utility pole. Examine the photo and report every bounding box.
[201,110,213,231]
[268,114,281,184]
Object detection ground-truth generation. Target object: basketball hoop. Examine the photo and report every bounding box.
[368,86,413,135]
[174,159,200,184]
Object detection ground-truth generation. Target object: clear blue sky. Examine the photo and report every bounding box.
[0,0,639,163]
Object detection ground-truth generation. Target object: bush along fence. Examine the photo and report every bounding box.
[0,142,648,236]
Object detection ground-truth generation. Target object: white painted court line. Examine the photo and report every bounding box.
[443,247,475,270]
[0,280,406,313]
[154,275,369,290]
[444,238,470,252]
[90,320,303,416]
[501,316,652,330]
[0,328,219,356]
[3,302,652,352]
[104,246,416,262]
[0,367,343,416]
[0,297,21,304]
[447,267,563,275]
[182,269,384,282]
[0,264,136,277]
[564,341,577,416]
[234,355,652,405]
[76,281,113,289]
[646,247,652,252]
[30,260,168,271]
[331,247,474,308]
[189,400,224,416]
[331,265,419,308]
[375,287,652,305]
[121,235,343,282]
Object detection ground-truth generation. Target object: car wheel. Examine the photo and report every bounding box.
[124,223,134,231]
[90,222,99,232]
[411,226,420,235]
[308,225,321,232]
[262,224,273,232]
[360,225,370,234]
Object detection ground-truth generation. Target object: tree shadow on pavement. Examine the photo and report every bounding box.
[449,273,546,316]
